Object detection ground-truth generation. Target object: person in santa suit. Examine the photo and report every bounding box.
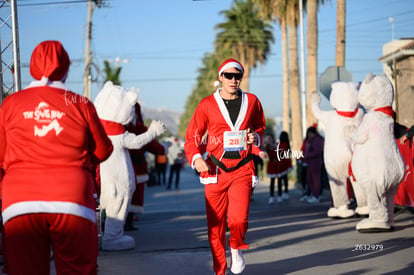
[0,41,113,275]
[184,58,266,275]
[125,103,165,230]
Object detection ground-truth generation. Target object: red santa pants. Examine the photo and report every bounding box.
[4,213,98,275]
[131,182,145,207]
[204,163,252,275]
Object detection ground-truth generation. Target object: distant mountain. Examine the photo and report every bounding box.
[141,107,182,135]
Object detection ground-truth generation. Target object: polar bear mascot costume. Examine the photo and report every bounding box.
[349,73,405,232]
[94,81,165,250]
[312,82,367,218]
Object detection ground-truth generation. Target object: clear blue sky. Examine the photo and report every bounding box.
[3,0,414,118]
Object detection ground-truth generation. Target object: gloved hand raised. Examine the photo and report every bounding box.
[148,120,166,136]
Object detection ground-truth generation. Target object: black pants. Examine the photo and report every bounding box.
[167,163,181,189]
[269,174,288,197]
[277,174,288,196]
[156,164,167,185]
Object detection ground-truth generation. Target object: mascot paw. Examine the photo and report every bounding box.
[101,235,136,251]
[343,125,357,137]
[356,218,393,233]
[149,120,166,136]
[311,91,321,104]
[327,205,355,219]
[355,205,369,216]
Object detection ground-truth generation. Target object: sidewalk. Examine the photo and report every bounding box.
[91,166,414,275]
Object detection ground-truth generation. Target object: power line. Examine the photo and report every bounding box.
[16,0,89,7]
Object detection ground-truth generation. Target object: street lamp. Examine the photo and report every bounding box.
[107,56,129,67]
[389,17,395,41]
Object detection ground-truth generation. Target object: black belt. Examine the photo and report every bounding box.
[209,154,252,173]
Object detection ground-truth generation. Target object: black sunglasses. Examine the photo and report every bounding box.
[222,72,243,81]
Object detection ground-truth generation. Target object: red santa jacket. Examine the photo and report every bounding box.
[185,89,265,184]
[126,103,165,184]
[0,85,113,224]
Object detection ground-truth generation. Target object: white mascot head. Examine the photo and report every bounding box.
[330,81,359,112]
[358,73,394,110]
[94,81,138,125]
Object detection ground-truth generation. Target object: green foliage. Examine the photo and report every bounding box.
[178,52,225,137]
[264,117,276,137]
[103,60,122,85]
[215,0,274,69]
[178,0,274,138]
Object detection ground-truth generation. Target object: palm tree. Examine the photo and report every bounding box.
[336,0,346,67]
[281,17,290,134]
[252,0,290,133]
[286,0,303,151]
[103,60,122,85]
[215,0,274,92]
[306,0,325,126]
[252,0,302,151]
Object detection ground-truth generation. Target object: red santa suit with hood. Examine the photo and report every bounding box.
[127,103,165,214]
[0,40,113,275]
[185,59,265,275]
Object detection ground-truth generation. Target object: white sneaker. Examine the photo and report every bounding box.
[299,195,308,202]
[268,197,274,204]
[281,192,290,200]
[230,248,245,274]
[276,196,283,203]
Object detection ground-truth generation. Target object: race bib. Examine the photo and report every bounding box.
[223,130,247,151]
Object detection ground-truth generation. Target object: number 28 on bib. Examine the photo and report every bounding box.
[223,130,247,151]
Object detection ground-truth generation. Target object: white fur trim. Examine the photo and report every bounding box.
[200,176,218,184]
[252,175,259,188]
[2,201,96,224]
[26,78,68,90]
[129,205,144,214]
[218,62,244,76]
[191,153,203,169]
[136,174,149,184]
[254,132,261,147]
[213,89,248,131]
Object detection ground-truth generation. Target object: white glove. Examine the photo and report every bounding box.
[311,91,321,104]
[148,120,166,136]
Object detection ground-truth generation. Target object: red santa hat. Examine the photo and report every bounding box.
[30,40,70,82]
[214,58,244,87]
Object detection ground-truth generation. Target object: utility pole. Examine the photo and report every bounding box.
[0,0,21,103]
[10,0,21,92]
[336,0,346,67]
[298,0,307,137]
[83,0,102,99]
[83,0,94,99]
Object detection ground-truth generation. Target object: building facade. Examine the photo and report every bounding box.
[379,39,414,128]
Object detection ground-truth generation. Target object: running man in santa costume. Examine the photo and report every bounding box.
[0,41,113,275]
[185,59,265,275]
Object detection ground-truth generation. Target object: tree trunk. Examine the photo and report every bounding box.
[336,0,346,67]
[241,65,250,92]
[281,19,290,134]
[307,0,318,127]
[288,20,303,151]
